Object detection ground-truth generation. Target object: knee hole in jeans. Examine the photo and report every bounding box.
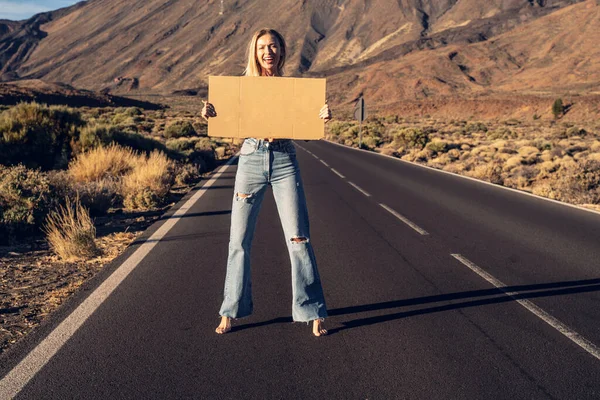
[235,192,253,203]
[290,236,309,244]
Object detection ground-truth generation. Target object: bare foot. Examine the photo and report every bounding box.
[215,316,231,334]
[313,319,328,337]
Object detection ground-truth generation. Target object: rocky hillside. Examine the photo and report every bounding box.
[1,0,598,115]
[327,0,600,107]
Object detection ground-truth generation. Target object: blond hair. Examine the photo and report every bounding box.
[244,28,286,77]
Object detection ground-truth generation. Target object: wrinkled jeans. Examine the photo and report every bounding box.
[219,138,328,322]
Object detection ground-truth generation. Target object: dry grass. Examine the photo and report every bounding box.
[44,198,99,261]
[69,144,137,183]
[122,150,174,210]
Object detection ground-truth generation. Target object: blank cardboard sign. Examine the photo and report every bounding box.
[207,76,326,140]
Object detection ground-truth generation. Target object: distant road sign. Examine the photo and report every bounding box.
[354,97,366,123]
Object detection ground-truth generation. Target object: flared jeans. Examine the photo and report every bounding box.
[219,138,328,322]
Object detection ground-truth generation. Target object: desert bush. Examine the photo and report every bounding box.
[565,126,587,138]
[122,150,174,210]
[166,138,198,153]
[174,163,201,186]
[194,137,216,151]
[0,102,85,170]
[78,123,166,155]
[44,197,98,261]
[327,121,356,137]
[215,146,227,159]
[532,160,600,204]
[504,165,537,189]
[69,144,137,183]
[362,135,382,150]
[426,140,448,154]
[552,98,564,119]
[73,179,117,216]
[465,122,488,133]
[487,127,516,140]
[164,120,196,139]
[120,107,143,117]
[393,128,430,149]
[469,162,504,185]
[0,165,54,243]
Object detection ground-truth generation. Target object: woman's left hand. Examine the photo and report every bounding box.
[319,103,332,123]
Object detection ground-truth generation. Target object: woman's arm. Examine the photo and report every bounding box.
[201,100,217,120]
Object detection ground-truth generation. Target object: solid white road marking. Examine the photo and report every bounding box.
[348,181,371,197]
[320,160,330,167]
[451,254,600,362]
[379,203,429,235]
[0,158,237,399]
[330,168,345,179]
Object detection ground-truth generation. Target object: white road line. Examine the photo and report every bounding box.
[320,160,330,167]
[379,203,429,235]
[330,168,345,179]
[348,181,371,197]
[451,254,600,362]
[0,159,237,399]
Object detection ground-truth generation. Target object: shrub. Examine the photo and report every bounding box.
[122,151,174,210]
[44,197,98,261]
[552,98,564,119]
[0,102,85,170]
[194,137,216,151]
[164,120,196,138]
[77,123,166,155]
[426,140,448,154]
[327,121,356,137]
[393,128,430,149]
[565,127,587,138]
[69,144,137,183]
[487,127,516,140]
[465,122,488,133]
[174,163,200,186]
[73,179,117,216]
[532,160,600,204]
[166,138,198,153]
[0,165,53,243]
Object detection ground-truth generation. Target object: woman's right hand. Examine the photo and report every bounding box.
[201,100,217,120]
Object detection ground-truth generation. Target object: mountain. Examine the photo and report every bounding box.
[0,0,597,114]
[327,0,600,105]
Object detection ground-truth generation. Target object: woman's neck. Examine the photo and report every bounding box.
[261,69,279,77]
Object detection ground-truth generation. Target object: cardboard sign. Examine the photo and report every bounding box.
[207,76,326,140]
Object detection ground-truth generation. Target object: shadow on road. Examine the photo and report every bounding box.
[228,278,600,335]
[158,210,232,222]
[327,278,600,334]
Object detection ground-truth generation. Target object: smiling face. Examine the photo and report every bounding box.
[256,33,281,76]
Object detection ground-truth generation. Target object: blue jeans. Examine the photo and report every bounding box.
[219,138,328,322]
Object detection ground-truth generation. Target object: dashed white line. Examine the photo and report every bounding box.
[0,158,237,399]
[379,203,429,235]
[451,253,600,362]
[320,160,330,167]
[348,181,371,197]
[330,168,345,179]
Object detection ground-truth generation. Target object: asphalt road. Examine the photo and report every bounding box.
[1,140,600,399]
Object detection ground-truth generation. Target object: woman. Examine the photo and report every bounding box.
[202,28,331,337]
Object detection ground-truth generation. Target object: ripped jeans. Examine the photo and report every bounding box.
[219,138,328,322]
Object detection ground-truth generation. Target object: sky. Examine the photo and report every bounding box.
[0,1,82,21]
